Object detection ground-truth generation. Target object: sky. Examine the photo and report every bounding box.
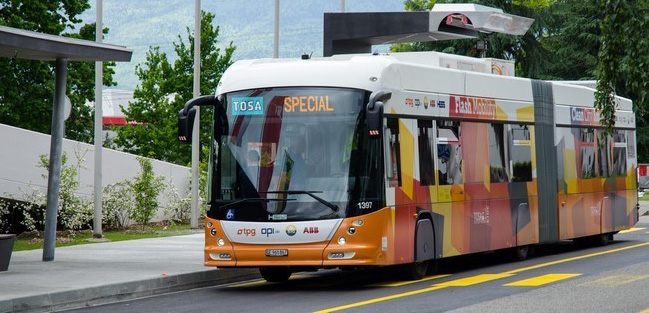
[76,0,407,90]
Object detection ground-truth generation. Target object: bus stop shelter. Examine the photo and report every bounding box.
[0,25,132,261]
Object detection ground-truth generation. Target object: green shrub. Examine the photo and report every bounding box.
[37,152,92,232]
[130,157,165,225]
[163,183,191,224]
[102,181,135,229]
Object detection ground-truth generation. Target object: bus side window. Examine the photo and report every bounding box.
[385,118,402,187]
[417,119,435,186]
[437,121,462,185]
[488,123,509,183]
[596,130,611,178]
[578,128,597,179]
[509,124,533,182]
[612,130,627,176]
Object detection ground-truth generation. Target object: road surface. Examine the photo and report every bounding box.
[69,218,649,313]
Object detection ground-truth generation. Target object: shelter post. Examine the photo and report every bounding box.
[43,58,68,261]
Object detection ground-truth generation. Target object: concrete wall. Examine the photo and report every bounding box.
[0,123,190,220]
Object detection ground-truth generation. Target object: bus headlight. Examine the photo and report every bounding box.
[210,228,217,236]
[338,237,346,245]
[217,238,225,246]
[347,226,356,235]
[328,252,356,259]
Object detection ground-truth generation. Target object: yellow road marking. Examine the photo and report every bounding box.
[580,275,649,287]
[639,308,649,313]
[316,242,649,312]
[370,274,451,287]
[505,273,581,287]
[435,274,513,287]
[229,274,310,287]
[503,242,649,275]
[229,279,267,288]
[580,275,625,287]
[313,286,448,313]
[619,227,646,234]
[315,273,510,312]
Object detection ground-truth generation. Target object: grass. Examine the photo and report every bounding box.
[12,223,200,252]
[641,192,649,201]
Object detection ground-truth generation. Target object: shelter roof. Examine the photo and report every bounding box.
[0,25,132,62]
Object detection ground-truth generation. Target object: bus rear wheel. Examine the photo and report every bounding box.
[512,246,529,261]
[594,233,613,246]
[574,233,613,247]
[259,267,292,283]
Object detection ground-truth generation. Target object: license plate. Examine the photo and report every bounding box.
[265,249,288,257]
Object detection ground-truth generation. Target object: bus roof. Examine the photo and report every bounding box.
[216,51,633,113]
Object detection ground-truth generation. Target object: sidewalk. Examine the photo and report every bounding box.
[0,233,259,313]
[639,200,649,216]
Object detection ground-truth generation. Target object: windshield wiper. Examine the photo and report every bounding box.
[216,198,296,210]
[261,191,339,212]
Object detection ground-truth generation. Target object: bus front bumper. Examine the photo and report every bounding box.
[204,208,395,267]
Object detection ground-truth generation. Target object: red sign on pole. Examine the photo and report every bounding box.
[639,164,648,177]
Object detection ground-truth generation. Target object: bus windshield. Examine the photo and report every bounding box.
[209,87,382,222]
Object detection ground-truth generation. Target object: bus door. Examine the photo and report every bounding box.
[434,120,464,256]
[384,117,417,263]
[414,118,446,259]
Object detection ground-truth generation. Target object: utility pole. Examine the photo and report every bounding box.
[190,0,201,229]
[341,0,345,12]
[93,0,103,238]
[274,0,279,58]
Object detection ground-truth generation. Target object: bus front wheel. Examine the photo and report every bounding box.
[259,267,292,283]
[399,260,429,280]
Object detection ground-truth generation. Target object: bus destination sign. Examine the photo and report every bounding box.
[232,97,264,115]
[283,95,334,113]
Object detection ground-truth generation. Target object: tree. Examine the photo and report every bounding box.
[115,11,235,165]
[540,0,649,156]
[594,0,649,134]
[0,0,117,143]
[542,0,602,80]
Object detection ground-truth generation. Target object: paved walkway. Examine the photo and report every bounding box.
[639,200,649,216]
[0,233,258,312]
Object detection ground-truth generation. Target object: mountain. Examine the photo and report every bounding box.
[77,0,406,89]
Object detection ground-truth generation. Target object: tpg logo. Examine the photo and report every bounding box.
[236,228,256,236]
[260,228,280,237]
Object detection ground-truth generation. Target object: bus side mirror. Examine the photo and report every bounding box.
[178,95,220,144]
[366,101,383,138]
[178,107,197,144]
[366,90,391,138]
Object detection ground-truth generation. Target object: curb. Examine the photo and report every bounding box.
[0,268,260,313]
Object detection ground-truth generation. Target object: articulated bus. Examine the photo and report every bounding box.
[178,50,638,282]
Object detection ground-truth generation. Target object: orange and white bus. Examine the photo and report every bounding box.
[177,14,638,284]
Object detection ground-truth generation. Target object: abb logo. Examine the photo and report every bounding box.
[237,228,256,236]
[303,227,319,234]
